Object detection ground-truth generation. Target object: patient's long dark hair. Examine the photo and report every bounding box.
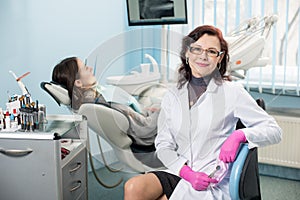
[52,57,78,100]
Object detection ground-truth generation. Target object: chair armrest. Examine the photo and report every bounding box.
[229,143,249,200]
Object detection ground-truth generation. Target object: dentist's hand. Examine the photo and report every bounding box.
[179,165,218,191]
[219,130,247,163]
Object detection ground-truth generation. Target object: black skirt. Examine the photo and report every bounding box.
[150,171,181,199]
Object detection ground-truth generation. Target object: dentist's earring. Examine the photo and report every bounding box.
[186,57,189,65]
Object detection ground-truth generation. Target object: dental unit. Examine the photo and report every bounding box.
[106,53,161,95]
[105,14,277,91]
[225,14,278,79]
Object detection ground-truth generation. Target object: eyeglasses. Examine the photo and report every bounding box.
[189,46,224,57]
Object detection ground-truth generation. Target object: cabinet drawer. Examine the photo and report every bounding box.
[62,147,87,200]
[63,179,87,200]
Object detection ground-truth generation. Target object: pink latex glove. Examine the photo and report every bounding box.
[219,130,247,163]
[179,165,218,191]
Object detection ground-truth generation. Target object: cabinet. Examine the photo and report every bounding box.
[0,115,88,200]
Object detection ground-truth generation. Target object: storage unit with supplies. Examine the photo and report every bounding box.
[0,114,88,200]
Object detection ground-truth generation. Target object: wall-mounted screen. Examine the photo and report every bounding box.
[126,0,188,26]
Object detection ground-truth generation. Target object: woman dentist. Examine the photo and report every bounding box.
[124,25,282,200]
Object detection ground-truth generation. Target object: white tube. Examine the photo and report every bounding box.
[160,25,168,83]
[144,54,159,74]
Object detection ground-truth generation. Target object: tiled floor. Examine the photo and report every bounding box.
[88,163,136,200]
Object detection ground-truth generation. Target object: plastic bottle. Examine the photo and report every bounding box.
[0,108,3,130]
[10,113,18,129]
[5,111,10,129]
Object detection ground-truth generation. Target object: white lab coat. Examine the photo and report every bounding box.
[155,79,282,200]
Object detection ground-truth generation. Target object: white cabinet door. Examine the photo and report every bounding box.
[0,138,62,200]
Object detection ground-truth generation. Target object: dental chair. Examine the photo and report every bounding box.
[40,81,166,173]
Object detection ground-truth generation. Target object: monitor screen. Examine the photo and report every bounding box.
[126,0,188,26]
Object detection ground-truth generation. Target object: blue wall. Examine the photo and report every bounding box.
[0,0,127,113]
[0,0,164,113]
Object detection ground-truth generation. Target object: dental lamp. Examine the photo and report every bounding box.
[226,14,278,79]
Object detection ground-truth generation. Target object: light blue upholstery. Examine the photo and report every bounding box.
[229,143,250,200]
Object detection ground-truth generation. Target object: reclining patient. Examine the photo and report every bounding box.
[52,56,161,147]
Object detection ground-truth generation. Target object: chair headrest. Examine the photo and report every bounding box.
[40,81,71,106]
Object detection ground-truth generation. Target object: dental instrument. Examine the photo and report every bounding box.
[209,165,221,178]
[9,70,30,95]
[145,53,159,74]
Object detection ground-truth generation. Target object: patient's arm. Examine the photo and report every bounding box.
[144,106,160,113]
[111,102,160,126]
[108,102,159,146]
